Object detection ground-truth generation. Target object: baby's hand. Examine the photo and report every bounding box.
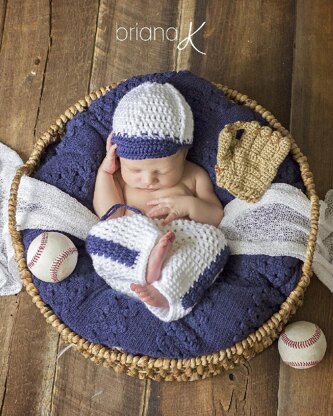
[146,196,192,224]
[100,133,120,174]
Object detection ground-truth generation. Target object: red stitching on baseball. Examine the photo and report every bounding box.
[27,232,48,269]
[49,247,78,282]
[283,360,320,368]
[281,325,321,349]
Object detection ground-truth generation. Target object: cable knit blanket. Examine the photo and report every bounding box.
[1,70,332,358]
[1,142,332,296]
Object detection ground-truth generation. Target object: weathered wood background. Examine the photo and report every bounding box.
[1,1,332,415]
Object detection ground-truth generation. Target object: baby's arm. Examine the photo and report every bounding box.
[188,166,224,227]
[147,166,223,226]
[93,134,125,219]
[147,166,224,226]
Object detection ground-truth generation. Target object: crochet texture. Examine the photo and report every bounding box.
[21,70,305,358]
[112,81,194,159]
[86,212,229,322]
[215,121,291,202]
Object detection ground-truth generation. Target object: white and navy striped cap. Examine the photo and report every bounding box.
[111,82,194,159]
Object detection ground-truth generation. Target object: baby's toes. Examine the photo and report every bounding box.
[166,231,176,243]
[130,283,147,294]
[160,231,176,246]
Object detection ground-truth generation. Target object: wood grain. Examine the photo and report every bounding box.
[0,0,7,48]
[0,295,19,410]
[0,1,332,415]
[191,0,296,128]
[52,340,146,416]
[90,0,180,89]
[1,292,59,416]
[0,1,54,415]
[290,0,333,199]
[0,3,17,409]
[278,1,333,414]
[175,0,196,70]
[0,1,101,415]
[34,0,100,138]
[0,0,49,160]
[146,352,279,416]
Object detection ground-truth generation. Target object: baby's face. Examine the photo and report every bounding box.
[120,149,187,191]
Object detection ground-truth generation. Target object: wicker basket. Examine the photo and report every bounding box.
[7,81,320,382]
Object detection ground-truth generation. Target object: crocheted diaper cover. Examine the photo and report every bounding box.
[86,204,230,322]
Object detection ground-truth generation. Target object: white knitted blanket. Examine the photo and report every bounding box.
[0,142,98,295]
[220,184,333,291]
[1,142,333,295]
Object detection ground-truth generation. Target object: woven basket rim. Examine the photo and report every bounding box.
[7,78,320,382]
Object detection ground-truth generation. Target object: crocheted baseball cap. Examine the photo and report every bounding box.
[111,81,194,159]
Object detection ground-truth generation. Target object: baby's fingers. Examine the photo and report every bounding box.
[162,212,177,225]
[100,143,119,173]
[147,198,169,206]
[103,144,118,169]
[147,207,169,218]
[106,133,113,152]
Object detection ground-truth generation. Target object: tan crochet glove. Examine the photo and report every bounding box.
[215,121,291,202]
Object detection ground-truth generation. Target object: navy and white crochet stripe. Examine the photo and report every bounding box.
[112,81,194,159]
[86,209,230,322]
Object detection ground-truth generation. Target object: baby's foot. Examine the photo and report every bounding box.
[145,231,176,284]
[130,283,169,308]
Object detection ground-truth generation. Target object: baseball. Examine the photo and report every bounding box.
[27,232,78,283]
[278,321,327,369]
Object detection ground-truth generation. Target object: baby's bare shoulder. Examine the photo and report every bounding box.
[184,160,209,180]
[186,161,221,204]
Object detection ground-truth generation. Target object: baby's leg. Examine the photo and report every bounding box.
[130,230,175,308]
[145,230,175,284]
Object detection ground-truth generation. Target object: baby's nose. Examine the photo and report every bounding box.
[143,173,157,186]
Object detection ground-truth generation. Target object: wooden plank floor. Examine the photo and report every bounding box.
[0,1,332,414]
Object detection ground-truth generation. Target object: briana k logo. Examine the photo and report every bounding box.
[177,21,206,55]
[116,21,207,55]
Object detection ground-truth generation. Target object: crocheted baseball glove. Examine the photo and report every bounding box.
[215,121,291,203]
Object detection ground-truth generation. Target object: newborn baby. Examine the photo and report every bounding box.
[90,82,226,320]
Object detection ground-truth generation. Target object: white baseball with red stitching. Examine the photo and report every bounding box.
[27,232,78,283]
[278,321,327,369]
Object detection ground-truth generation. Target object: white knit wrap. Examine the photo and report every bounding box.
[0,142,99,295]
[112,82,194,145]
[219,183,333,291]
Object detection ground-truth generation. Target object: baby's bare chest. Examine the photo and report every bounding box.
[123,181,195,215]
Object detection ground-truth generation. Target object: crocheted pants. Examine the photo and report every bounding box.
[86,205,230,322]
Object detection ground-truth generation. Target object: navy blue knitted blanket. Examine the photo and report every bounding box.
[22,70,305,358]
